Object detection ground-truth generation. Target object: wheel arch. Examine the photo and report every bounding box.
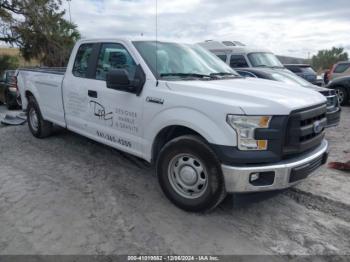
[23,90,38,110]
[145,107,236,163]
[151,125,207,163]
[330,84,350,103]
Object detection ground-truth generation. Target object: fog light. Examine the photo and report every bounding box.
[250,173,260,182]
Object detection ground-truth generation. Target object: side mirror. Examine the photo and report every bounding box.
[106,65,146,96]
[106,69,134,92]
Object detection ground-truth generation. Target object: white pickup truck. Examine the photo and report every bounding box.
[17,39,329,212]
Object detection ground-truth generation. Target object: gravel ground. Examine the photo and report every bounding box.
[0,105,349,256]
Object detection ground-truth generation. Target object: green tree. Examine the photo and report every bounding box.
[0,0,80,67]
[311,47,348,71]
[0,54,19,74]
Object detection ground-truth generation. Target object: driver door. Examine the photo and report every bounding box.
[86,42,145,157]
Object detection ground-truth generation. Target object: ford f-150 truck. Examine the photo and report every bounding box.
[17,39,329,212]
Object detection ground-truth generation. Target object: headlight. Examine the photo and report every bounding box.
[226,115,272,151]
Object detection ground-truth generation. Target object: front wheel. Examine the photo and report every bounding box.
[27,97,53,138]
[156,135,226,212]
[334,87,348,106]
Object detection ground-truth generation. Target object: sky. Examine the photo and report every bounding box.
[64,0,350,58]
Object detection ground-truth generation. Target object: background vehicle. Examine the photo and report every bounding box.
[326,76,350,106]
[329,61,350,81]
[16,39,329,212]
[198,40,288,71]
[284,64,318,85]
[0,70,20,109]
[236,67,341,127]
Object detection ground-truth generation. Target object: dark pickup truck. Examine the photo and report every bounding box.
[0,70,19,109]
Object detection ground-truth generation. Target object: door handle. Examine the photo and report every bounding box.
[88,90,98,98]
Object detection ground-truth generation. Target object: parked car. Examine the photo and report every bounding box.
[326,76,350,106]
[329,61,350,81]
[198,40,289,71]
[17,39,328,212]
[284,64,318,85]
[0,70,20,109]
[235,67,341,127]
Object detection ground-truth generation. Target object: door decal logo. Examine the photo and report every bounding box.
[89,100,114,127]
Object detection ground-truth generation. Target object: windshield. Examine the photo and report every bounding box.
[301,67,316,74]
[248,52,284,68]
[272,72,312,87]
[133,41,238,80]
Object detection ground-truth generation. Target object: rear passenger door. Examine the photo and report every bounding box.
[63,42,96,132]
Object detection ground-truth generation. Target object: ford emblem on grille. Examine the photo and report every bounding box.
[313,120,323,134]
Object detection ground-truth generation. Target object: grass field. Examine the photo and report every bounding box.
[0,47,39,67]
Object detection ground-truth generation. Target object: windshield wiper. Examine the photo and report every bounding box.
[160,73,213,79]
[210,72,240,78]
[255,64,269,68]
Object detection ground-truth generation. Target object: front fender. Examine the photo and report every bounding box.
[144,107,238,159]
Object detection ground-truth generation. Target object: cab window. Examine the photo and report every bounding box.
[230,55,249,68]
[216,54,227,62]
[95,43,137,81]
[72,44,94,78]
[334,63,350,73]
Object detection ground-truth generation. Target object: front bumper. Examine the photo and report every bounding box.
[222,139,329,193]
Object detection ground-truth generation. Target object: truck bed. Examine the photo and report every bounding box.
[17,67,66,127]
[18,67,67,75]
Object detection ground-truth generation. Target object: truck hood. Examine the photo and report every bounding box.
[165,77,326,115]
[251,67,326,92]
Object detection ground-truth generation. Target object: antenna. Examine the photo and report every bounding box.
[67,0,72,24]
[155,0,158,81]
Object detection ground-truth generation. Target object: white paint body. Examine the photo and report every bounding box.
[17,39,326,163]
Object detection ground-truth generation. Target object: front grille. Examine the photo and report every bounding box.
[289,155,324,183]
[284,104,327,156]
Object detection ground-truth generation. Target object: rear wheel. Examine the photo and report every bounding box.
[27,97,53,138]
[156,135,226,212]
[334,87,348,106]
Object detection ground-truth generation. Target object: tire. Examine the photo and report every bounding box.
[27,97,53,138]
[156,135,226,212]
[334,87,349,106]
